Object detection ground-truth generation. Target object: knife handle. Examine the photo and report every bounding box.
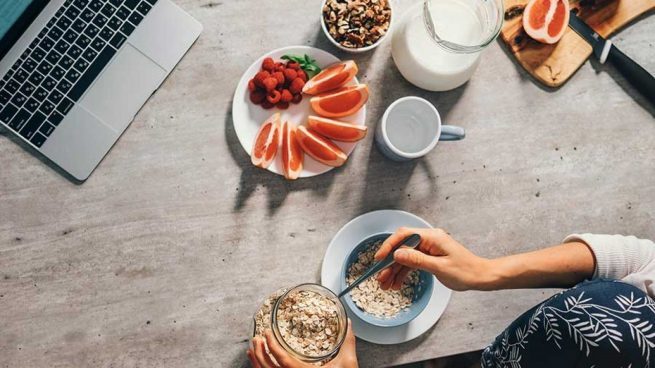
[606,44,655,104]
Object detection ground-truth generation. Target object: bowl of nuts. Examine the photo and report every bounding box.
[321,0,393,53]
[253,284,348,363]
[340,233,434,327]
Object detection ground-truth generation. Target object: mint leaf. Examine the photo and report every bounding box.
[281,54,322,79]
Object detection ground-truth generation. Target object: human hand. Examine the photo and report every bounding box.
[374,227,492,291]
[247,319,358,368]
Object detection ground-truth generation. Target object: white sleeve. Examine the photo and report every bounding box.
[563,233,655,296]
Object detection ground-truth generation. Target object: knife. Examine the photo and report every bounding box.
[568,10,655,104]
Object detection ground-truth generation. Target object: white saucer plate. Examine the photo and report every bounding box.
[321,209,452,345]
[232,45,366,178]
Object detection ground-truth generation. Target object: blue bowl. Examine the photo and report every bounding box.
[340,233,434,327]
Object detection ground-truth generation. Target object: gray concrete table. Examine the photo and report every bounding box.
[1,1,654,367]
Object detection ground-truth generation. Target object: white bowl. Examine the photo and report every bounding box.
[321,209,452,344]
[320,0,394,54]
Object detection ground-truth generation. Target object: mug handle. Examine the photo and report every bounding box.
[439,125,466,141]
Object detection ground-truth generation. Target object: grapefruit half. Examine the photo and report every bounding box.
[281,121,304,180]
[302,60,358,95]
[307,116,367,142]
[296,126,347,167]
[522,0,570,44]
[251,113,281,169]
[310,84,369,118]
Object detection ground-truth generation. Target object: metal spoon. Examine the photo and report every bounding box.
[338,234,422,298]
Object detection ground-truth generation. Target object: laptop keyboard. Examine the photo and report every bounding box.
[0,0,158,149]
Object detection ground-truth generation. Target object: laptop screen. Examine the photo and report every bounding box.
[0,0,48,60]
[0,2,33,40]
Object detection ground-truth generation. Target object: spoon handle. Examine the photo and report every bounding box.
[338,234,421,298]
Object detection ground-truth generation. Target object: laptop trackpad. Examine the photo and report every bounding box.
[80,44,166,132]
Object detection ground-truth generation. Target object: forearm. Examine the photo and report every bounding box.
[478,242,596,290]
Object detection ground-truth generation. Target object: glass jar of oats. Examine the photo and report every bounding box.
[252,283,348,364]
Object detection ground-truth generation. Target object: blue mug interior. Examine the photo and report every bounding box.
[340,233,434,327]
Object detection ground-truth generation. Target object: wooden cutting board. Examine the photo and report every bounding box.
[500,0,655,87]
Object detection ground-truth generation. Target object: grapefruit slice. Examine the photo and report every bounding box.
[251,113,281,169]
[307,116,367,142]
[296,126,347,167]
[281,121,304,180]
[302,60,358,95]
[310,84,369,118]
[522,0,570,44]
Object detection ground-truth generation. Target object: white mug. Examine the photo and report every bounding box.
[375,96,465,162]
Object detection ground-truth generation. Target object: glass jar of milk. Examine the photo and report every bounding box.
[391,0,504,91]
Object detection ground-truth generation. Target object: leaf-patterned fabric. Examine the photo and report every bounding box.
[482,280,655,368]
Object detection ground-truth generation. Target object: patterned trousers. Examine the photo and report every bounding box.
[482,280,655,368]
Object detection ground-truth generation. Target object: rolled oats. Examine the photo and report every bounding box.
[323,0,392,49]
[276,290,341,358]
[254,287,288,338]
[346,239,419,318]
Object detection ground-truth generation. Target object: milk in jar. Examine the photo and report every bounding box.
[392,0,493,91]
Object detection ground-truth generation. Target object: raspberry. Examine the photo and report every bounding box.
[262,77,278,92]
[283,69,297,83]
[253,71,270,88]
[262,57,275,72]
[249,91,266,104]
[266,90,281,104]
[272,71,285,86]
[261,100,274,109]
[289,78,305,94]
[291,93,303,104]
[296,70,307,82]
[248,79,256,92]
[275,63,285,72]
[280,89,293,103]
[286,61,301,70]
[276,101,290,110]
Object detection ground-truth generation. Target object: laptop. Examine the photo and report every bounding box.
[0,0,202,180]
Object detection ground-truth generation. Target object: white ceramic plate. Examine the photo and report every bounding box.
[321,210,452,345]
[232,46,366,178]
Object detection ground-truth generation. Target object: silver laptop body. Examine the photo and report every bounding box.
[0,0,202,180]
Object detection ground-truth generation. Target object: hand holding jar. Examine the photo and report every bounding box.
[248,320,358,368]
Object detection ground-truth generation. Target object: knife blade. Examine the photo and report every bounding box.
[568,10,655,104]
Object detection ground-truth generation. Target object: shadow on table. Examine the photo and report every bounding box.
[353,56,468,213]
[399,350,483,368]
[227,318,439,368]
[371,52,469,131]
[356,325,435,366]
[588,56,655,118]
[224,100,338,216]
[0,125,84,184]
[494,37,561,93]
[229,353,250,368]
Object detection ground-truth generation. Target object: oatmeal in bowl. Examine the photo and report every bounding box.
[341,233,434,327]
[253,284,348,364]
